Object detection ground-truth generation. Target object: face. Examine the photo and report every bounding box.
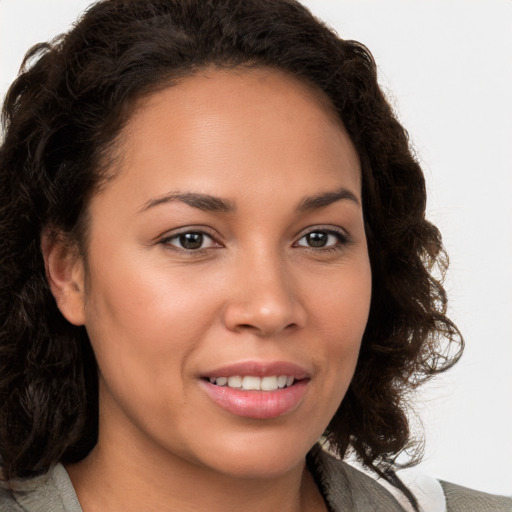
[76,68,371,479]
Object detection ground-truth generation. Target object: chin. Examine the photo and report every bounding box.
[189,427,318,480]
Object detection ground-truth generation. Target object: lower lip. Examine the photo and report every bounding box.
[200,380,309,419]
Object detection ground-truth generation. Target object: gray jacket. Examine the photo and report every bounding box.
[312,447,512,511]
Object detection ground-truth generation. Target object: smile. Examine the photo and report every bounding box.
[200,361,311,419]
[208,375,295,391]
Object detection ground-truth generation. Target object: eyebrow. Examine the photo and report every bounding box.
[297,188,360,211]
[140,187,360,214]
[140,192,235,213]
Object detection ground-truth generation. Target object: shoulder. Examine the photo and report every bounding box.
[0,464,82,512]
[309,444,512,512]
[441,480,512,512]
[0,491,22,512]
[308,446,406,511]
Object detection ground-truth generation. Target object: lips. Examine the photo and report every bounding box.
[200,361,310,419]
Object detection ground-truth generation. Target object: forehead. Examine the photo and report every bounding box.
[130,66,344,133]
[100,67,361,210]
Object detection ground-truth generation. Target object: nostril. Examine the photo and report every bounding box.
[234,322,298,334]
[222,295,307,336]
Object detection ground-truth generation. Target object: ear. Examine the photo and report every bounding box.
[41,231,86,326]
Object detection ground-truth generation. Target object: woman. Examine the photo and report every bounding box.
[0,0,510,510]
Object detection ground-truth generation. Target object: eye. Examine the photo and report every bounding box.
[295,229,347,249]
[162,231,218,251]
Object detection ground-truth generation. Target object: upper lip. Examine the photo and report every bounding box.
[200,360,310,379]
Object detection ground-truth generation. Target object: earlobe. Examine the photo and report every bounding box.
[41,231,86,326]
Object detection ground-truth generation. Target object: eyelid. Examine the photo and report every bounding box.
[293,225,351,249]
[159,226,223,252]
[296,225,350,239]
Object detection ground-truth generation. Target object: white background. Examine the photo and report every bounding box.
[1,0,511,496]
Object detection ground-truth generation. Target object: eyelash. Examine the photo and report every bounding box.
[294,228,349,252]
[159,230,220,254]
[159,227,350,254]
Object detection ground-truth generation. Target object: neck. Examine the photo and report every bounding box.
[66,438,326,512]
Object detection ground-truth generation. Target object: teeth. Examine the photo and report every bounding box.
[261,376,277,391]
[227,376,242,388]
[242,376,261,390]
[209,375,296,391]
[277,375,287,388]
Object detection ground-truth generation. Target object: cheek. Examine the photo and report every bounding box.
[81,263,225,442]
[82,255,223,396]
[308,259,372,395]
[85,250,216,337]
[294,259,371,441]
[312,262,372,342]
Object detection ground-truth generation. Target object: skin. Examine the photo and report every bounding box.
[45,67,372,512]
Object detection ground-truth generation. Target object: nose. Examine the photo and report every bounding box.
[222,254,307,337]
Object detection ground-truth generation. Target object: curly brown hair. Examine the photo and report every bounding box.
[0,0,462,485]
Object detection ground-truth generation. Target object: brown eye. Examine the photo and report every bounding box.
[164,231,217,251]
[179,232,204,250]
[305,232,328,247]
[295,229,347,249]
